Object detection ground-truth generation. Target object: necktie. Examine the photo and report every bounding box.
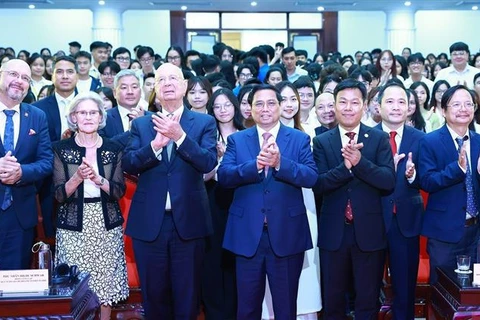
[456,136,478,217]
[262,132,273,176]
[345,132,356,222]
[389,131,397,155]
[2,110,15,210]
[166,114,174,161]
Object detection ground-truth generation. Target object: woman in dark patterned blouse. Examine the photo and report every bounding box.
[52,91,128,320]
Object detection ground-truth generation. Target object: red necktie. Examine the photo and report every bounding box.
[262,132,273,176]
[345,132,355,222]
[389,131,397,155]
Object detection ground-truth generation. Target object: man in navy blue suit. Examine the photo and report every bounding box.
[33,55,78,237]
[418,85,480,284]
[0,59,53,269]
[218,84,318,320]
[99,69,144,148]
[376,81,425,320]
[122,63,217,320]
[313,79,395,319]
[314,92,336,136]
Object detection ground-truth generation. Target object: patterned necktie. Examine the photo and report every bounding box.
[389,131,397,155]
[2,110,15,210]
[166,114,174,161]
[262,132,273,176]
[456,136,478,217]
[345,132,356,222]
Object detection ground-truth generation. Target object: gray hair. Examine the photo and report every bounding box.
[66,91,107,132]
[114,69,141,89]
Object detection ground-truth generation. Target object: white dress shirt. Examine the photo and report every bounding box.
[55,92,75,135]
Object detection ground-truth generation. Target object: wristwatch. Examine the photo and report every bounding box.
[96,177,105,186]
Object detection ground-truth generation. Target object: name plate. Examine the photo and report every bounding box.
[0,269,49,294]
[474,263,480,286]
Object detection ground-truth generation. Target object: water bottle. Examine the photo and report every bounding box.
[32,241,52,286]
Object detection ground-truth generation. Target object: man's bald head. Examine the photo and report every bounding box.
[315,92,336,128]
[154,63,187,112]
[0,59,32,106]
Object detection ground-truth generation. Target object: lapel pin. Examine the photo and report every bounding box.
[24,112,28,117]
[364,133,369,138]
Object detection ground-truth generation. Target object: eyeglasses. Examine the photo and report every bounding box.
[1,70,31,83]
[75,110,100,117]
[213,102,234,111]
[116,57,130,62]
[239,73,253,79]
[167,56,181,62]
[253,100,278,109]
[409,61,422,66]
[448,102,475,110]
[140,57,153,63]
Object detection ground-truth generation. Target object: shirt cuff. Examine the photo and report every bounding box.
[175,132,187,147]
[150,141,163,160]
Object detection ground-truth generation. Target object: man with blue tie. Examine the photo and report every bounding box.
[313,79,396,319]
[418,85,480,284]
[218,84,318,319]
[376,80,425,319]
[122,63,217,320]
[0,59,53,269]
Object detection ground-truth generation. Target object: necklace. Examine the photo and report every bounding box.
[75,134,100,148]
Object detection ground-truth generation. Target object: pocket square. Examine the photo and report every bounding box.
[29,129,36,135]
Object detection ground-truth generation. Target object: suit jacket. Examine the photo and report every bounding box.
[99,107,153,148]
[313,124,395,251]
[89,76,101,91]
[218,125,318,258]
[122,107,217,241]
[375,123,425,237]
[314,125,329,137]
[33,95,61,142]
[0,103,53,229]
[418,124,480,243]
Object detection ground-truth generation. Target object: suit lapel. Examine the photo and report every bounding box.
[111,107,124,135]
[246,127,260,159]
[398,125,413,155]
[327,126,342,164]
[264,125,291,182]
[439,125,457,162]
[170,107,195,164]
[15,103,31,154]
[48,96,62,140]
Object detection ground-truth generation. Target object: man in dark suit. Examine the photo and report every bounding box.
[33,55,78,237]
[0,59,53,269]
[313,79,396,319]
[218,84,318,319]
[314,92,336,136]
[122,63,217,320]
[418,85,480,284]
[99,69,145,148]
[375,81,425,319]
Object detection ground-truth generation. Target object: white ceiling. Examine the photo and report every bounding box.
[1,0,480,12]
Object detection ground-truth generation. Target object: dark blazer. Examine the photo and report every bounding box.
[0,103,53,229]
[313,124,396,251]
[375,123,425,236]
[89,76,101,91]
[33,95,61,142]
[99,107,153,148]
[218,125,318,258]
[314,125,329,136]
[122,108,217,241]
[418,125,480,243]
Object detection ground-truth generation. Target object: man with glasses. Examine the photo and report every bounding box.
[98,61,121,89]
[112,47,132,70]
[233,63,256,96]
[404,53,433,93]
[0,59,53,270]
[123,62,217,319]
[136,46,155,75]
[435,42,477,88]
[418,85,480,284]
[218,83,317,319]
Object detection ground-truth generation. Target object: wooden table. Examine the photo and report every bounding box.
[429,266,480,319]
[0,272,99,319]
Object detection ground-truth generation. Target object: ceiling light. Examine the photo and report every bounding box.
[317,6,325,11]
[404,1,411,6]
[28,4,35,9]
[181,5,187,10]
[98,0,105,5]
[473,5,478,10]
[251,1,257,6]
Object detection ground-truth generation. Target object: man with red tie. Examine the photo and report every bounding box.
[313,79,395,319]
[376,80,425,320]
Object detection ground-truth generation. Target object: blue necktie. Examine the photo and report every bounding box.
[456,136,478,217]
[2,109,15,210]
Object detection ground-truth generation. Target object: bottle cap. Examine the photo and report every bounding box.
[31,241,50,252]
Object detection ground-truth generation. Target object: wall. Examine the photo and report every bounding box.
[338,11,387,56]
[0,9,93,54]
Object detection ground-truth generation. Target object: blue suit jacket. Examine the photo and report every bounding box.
[313,124,396,251]
[418,125,480,243]
[0,103,53,229]
[218,125,317,258]
[375,124,425,237]
[33,95,61,142]
[122,108,217,241]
